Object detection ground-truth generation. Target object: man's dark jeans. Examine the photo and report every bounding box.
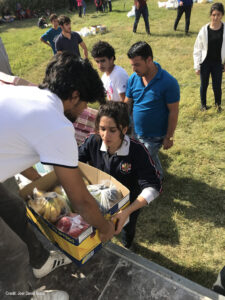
[133,6,150,34]
[0,183,49,269]
[200,60,223,107]
[174,5,192,33]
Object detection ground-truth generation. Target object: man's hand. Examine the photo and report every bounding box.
[112,209,130,235]
[98,220,115,242]
[163,137,173,150]
[195,70,200,75]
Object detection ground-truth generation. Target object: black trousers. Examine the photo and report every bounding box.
[78,6,82,17]
[121,209,140,247]
[133,6,150,34]
[108,1,112,11]
[0,183,49,269]
[200,60,223,107]
[174,5,192,33]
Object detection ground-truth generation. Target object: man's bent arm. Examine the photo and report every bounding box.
[80,41,88,59]
[54,165,115,242]
[40,38,51,48]
[124,97,133,114]
[119,92,126,102]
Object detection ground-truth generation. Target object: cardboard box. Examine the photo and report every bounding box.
[20,162,130,263]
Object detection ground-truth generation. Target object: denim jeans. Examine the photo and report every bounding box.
[133,6,150,34]
[136,135,164,180]
[200,59,223,107]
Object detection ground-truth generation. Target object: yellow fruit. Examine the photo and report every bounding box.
[53,186,63,196]
[43,202,51,221]
[49,205,58,223]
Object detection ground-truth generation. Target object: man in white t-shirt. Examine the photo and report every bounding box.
[0,52,115,293]
[91,41,129,102]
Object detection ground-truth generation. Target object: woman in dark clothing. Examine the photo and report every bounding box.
[193,2,225,112]
[79,101,161,249]
[174,0,193,35]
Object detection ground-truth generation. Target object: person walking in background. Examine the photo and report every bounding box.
[133,0,150,35]
[82,0,87,16]
[125,42,180,180]
[40,14,61,55]
[173,0,193,35]
[77,0,83,17]
[91,41,129,102]
[108,0,112,11]
[102,0,108,12]
[95,0,103,12]
[55,15,88,59]
[193,2,225,113]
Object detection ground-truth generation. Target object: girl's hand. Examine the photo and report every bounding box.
[111,210,130,235]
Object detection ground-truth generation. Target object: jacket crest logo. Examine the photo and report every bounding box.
[120,162,131,173]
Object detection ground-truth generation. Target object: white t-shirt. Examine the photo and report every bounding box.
[0,85,78,182]
[101,65,129,101]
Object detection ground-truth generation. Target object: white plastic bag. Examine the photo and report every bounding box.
[166,0,178,9]
[87,180,123,214]
[158,1,167,8]
[127,6,135,17]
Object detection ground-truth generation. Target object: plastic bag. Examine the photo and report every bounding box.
[56,213,90,238]
[28,188,71,223]
[127,6,135,17]
[158,1,167,8]
[87,180,123,214]
[166,0,178,9]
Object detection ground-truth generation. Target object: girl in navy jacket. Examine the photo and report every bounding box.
[79,101,162,248]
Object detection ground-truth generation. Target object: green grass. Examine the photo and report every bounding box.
[1,0,225,289]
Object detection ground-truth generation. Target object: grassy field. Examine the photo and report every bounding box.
[1,0,225,290]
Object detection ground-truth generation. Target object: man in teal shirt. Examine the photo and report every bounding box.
[125,41,180,180]
[40,14,61,54]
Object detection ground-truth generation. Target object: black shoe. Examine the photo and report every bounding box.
[200,105,210,111]
[200,106,207,111]
[217,105,222,113]
[121,231,134,249]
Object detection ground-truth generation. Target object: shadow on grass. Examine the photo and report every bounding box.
[133,243,217,289]
[135,151,225,247]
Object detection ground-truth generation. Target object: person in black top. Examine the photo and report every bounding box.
[79,101,162,248]
[193,2,225,113]
[55,15,88,59]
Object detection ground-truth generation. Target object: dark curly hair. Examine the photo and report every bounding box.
[91,41,116,60]
[39,52,106,104]
[127,41,153,60]
[58,15,71,26]
[210,2,224,15]
[95,101,130,138]
[49,14,58,22]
